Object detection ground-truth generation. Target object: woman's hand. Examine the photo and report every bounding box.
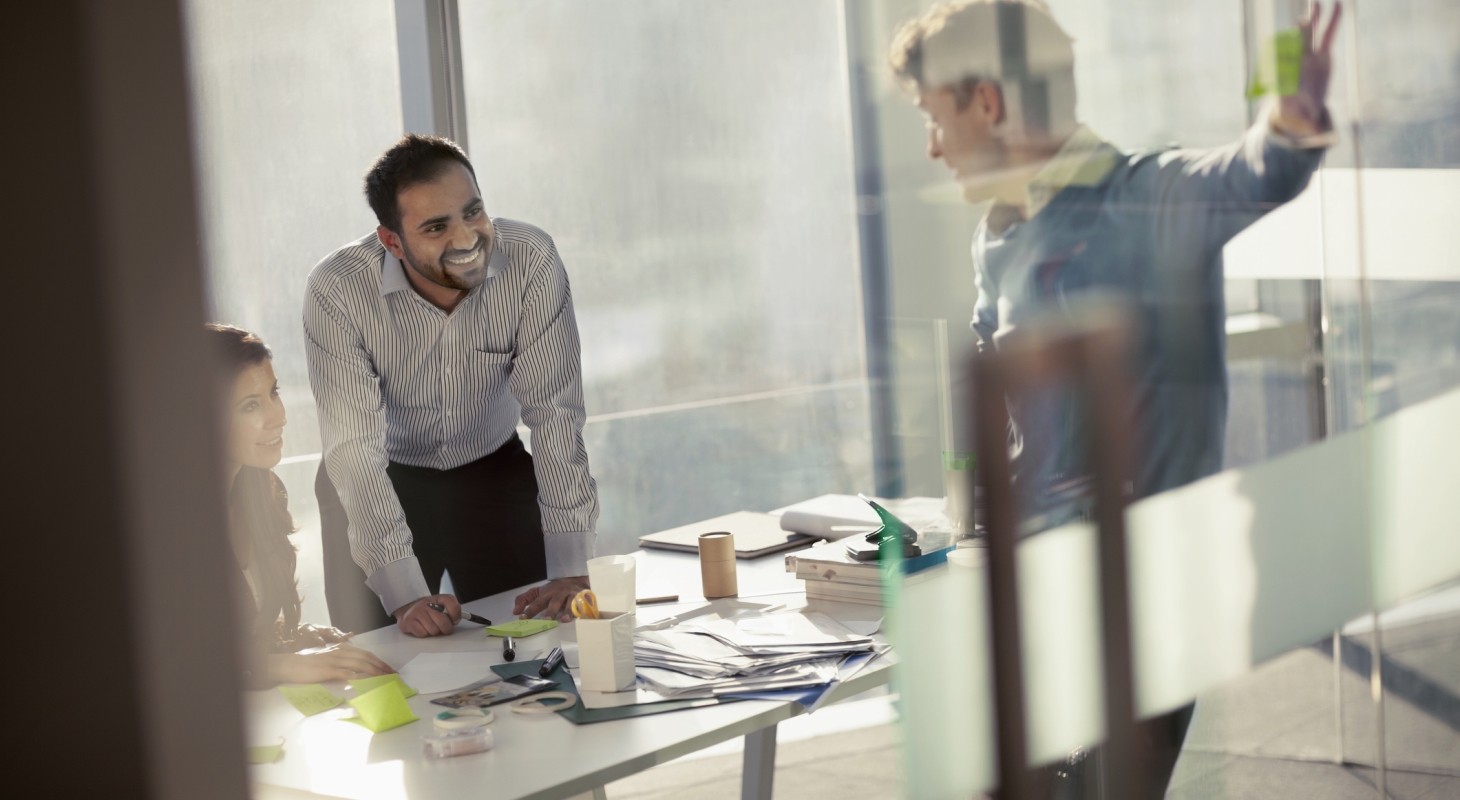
[285,623,354,649]
[267,642,395,684]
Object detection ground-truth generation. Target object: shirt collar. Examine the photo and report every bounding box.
[379,238,510,298]
[1025,126,1118,218]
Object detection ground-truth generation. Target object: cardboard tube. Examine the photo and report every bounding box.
[698,532,738,598]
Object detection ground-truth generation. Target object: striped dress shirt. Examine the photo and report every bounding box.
[303,218,598,614]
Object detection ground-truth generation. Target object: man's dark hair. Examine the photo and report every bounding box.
[364,134,477,233]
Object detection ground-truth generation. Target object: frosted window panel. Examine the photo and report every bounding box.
[458,1,873,550]
[186,0,404,460]
[458,0,866,411]
[185,0,405,625]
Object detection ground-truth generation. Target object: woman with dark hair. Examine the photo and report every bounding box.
[207,323,393,685]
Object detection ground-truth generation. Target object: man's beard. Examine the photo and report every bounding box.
[406,234,489,291]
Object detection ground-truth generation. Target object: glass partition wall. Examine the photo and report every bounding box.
[853,0,1460,796]
[183,1,1458,797]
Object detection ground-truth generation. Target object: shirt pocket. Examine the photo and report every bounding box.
[466,348,515,397]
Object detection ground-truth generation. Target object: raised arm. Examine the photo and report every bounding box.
[1142,2,1343,255]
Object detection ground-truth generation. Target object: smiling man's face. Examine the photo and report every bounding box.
[379,160,496,308]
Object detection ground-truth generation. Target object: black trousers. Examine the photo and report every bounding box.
[317,435,548,633]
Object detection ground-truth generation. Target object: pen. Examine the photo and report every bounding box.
[426,602,492,627]
[502,636,516,662]
[539,646,565,678]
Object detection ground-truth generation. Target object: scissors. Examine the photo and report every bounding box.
[569,589,600,620]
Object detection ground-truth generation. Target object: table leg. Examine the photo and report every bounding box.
[741,725,778,800]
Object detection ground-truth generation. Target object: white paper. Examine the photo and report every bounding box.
[398,651,498,694]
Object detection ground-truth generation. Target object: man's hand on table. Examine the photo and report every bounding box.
[393,593,461,637]
[514,576,591,623]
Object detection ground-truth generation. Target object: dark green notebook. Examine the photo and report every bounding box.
[492,659,734,725]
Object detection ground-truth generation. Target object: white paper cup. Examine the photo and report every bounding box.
[587,554,637,614]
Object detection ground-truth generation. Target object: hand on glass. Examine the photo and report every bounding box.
[1274,1,1343,138]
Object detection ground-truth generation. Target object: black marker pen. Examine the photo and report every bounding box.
[539,646,565,678]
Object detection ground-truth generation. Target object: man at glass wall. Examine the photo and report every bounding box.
[892,0,1341,521]
[305,135,598,636]
[890,0,1340,795]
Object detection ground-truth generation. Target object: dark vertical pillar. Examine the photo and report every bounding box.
[5,2,249,798]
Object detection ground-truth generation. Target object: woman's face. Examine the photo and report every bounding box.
[228,359,287,471]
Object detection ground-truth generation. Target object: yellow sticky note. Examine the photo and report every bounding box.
[484,619,558,638]
[247,743,284,764]
[344,682,419,733]
[349,673,417,699]
[278,684,345,716]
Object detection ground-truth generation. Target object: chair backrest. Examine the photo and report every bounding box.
[966,302,1145,799]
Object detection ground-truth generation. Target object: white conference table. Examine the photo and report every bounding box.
[247,546,894,800]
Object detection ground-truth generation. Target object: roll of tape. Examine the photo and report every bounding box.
[508,691,578,715]
[433,708,494,730]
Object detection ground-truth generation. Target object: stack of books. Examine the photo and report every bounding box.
[786,541,886,606]
[780,495,963,607]
[786,537,958,606]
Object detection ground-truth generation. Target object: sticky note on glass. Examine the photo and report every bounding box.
[344,682,419,733]
[278,684,345,716]
[1248,28,1304,99]
[247,742,284,764]
[485,619,558,638]
[349,673,417,699]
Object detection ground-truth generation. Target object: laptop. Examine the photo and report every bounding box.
[638,511,817,559]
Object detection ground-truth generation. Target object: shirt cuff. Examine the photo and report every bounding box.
[1265,107,1338,150]
[365,556,432,617]
[544,530,594,579]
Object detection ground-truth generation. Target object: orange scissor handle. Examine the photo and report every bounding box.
[570,589,600,619]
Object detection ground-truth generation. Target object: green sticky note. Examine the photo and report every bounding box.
[349,673,417,699]
[942,451,975,471]
[247,743,284,764]
[1273,28,1303,96]
[484,618,558,638]
[278,683,345,716]
[1249,28,1303,99]
[343,682,419,733]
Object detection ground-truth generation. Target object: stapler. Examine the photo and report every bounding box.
[844,493,922,562]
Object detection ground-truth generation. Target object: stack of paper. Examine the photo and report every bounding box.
[633,610,884,699]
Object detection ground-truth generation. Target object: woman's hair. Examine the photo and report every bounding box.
[205,323,302,647]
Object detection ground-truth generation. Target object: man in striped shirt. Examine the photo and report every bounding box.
[305,135,598,637]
